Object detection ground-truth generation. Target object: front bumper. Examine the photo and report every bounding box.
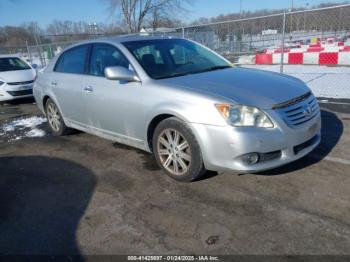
[189,109,321,173]
[0,84,34,101]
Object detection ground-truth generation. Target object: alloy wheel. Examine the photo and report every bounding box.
[47,102,61,132]
[157,128,192,176]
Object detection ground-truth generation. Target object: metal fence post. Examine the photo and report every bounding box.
[26,40,32,65]
[280,12,287,74]
[182,27,185,39]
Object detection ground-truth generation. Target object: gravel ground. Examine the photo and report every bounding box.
[0,98,350,258]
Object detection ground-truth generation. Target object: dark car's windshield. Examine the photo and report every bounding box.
[0,57,31,72]
[123,39,231,79]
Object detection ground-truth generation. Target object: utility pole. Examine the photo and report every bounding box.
[26,40,32,65]
[240,0,243,17]
[88,22,98,38]
[304,3,309,31]
[280,12,287,74]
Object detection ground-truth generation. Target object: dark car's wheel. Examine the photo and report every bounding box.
[153,117,206,182]
[45,98,71,136]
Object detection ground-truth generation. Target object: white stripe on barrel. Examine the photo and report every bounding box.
[303,52,319,65]
[338,51,350,65]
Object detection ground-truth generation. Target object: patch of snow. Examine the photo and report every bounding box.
[11,116,47,129]
[26,128,46,138]
[0,116,47,142]
[3,125,15,132]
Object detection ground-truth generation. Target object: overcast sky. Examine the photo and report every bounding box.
[0,0,345,27]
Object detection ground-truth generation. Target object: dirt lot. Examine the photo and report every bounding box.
[0,98,350,256]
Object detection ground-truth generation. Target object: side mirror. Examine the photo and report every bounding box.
[31,64,39,69]
[104,66,140,82]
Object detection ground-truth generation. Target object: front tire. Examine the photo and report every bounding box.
[153,117,206,182]
[45,98,71,136]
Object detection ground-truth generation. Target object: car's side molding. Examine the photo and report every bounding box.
[68,119,147,151]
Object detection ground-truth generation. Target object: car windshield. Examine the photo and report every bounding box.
[123,39,231,79]
[0,57,31,72]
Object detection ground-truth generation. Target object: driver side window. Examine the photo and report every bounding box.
[89,44,131,77]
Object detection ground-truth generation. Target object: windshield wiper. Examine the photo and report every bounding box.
[197,65,232,73]
[155,65,232,80]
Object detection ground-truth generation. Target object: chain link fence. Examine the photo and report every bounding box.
[161,4,350,99]
[27,41,78,67]
[1,4,349,99]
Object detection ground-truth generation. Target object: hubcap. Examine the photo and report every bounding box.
[157,129,191,176]
[47,103,61,132]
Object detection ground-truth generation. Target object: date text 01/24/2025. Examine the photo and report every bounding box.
[127,255,220,261]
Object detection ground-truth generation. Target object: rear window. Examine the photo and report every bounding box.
[54,45,89,74]
[0,57,31,72]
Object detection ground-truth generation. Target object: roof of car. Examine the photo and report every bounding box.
[103,34,180,43]
[54,35,185,58]
[73,35,181,47]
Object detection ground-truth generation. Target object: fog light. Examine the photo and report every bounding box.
[242,153,260,165]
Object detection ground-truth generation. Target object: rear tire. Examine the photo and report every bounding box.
[45,98,71,136]
[153,117,206,182]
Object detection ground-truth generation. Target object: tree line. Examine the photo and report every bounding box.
[194,2,350,35]
[0,0,349,49]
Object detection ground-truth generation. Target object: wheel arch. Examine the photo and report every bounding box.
[146,114,175,152]
[43,95,51,110]
[41,94,69,127]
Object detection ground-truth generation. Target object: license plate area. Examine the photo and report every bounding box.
[308,122,320,135]
[19,85,33,90]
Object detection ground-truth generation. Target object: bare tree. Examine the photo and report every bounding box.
[149,2,185,30]
[101,0,190,33]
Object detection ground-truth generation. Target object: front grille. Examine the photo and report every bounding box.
[7,80,34,86]
[7,89,33,97]
[294,135,319,154]
[275,93,320,128]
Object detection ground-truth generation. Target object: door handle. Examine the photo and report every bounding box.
[51,81,57,86]
[84,86,94,93]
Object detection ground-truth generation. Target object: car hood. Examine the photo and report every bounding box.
[159,67,310,109]
[0,69,36,83]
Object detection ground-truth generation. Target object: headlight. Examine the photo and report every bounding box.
[215,104,274,128]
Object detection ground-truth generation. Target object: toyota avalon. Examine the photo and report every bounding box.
[33,36,321,182]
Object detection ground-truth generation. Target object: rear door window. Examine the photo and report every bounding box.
[54,45,89,74]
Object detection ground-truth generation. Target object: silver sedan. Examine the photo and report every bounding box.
[34,36,321,182]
